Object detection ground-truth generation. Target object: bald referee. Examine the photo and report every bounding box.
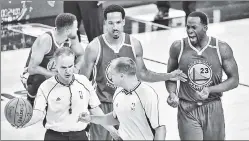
[78,57,167,140]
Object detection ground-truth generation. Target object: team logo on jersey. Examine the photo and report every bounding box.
[47,58,56,71]
[188,60,213,91]
[131,102,136,111]
[105,62,116,89]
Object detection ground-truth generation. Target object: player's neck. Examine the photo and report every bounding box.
[104,33,124,46]
[53,30,68,45]
[123,77,140,91]
[195,35,209,49]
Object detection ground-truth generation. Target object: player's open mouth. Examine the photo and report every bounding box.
[189,36,197,41]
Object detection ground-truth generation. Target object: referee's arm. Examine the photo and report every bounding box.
[23,87,47,128]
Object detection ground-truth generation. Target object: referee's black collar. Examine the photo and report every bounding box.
[122,81,141,95]
[55,75,75,87]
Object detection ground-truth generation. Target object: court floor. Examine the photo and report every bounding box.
[1,18,249,140]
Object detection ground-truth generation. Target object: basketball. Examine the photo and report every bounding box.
[4,98,33,127]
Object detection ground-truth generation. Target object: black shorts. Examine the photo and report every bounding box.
[27,74,46,97]
[45,129,88,140]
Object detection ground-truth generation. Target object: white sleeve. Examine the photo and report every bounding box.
[88,81,101,109]
[33,87,47,113]
[143,89,167,129]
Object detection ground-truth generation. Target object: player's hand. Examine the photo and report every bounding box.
[110,130,123,141]
[77,112,91,123]
[196,87,210,100]
[169,69,187,82]
[167,93,179,108]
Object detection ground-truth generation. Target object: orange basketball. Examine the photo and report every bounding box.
[4,98,33,127]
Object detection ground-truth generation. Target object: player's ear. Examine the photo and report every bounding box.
[203,25,208,31]
[122,18,125,26]
[120,73,124,78]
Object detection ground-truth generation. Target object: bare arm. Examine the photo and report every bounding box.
[165,40,181,94]
[28,34,56,78]
[208,41,239,93]
[89,106,119,130]
[23,110,45,128]
[80,39,99,79]
[154,125,166,140]
[70,36,85,71]
[89,107,119,126]
[22,87,47,128]
[132,37,172,82]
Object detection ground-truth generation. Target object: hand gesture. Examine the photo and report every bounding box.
[167,93,179,108]
[169,69,187,82]
[77,112,91,123]
[196,87,210,100]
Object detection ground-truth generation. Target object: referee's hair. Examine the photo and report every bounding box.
[55,13,77,32]
[54,47,75,61]
[112,57,136,76]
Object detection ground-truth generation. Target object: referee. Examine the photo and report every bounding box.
[15,47,118,140]
[78,57,168,140]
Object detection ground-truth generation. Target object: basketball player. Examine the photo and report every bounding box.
[23,13,84,107]
[80,4,187,140]
[78,57,167,140]
[166,11,239,140]
[16,47,119,140]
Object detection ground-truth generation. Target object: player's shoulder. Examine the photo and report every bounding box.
[170,39,182,50]
[85,36,100,56]
[88,36,101,48]
[217,39,233,58]
[32,32,52,51]
[38,32,52,43]
[129,35,141,46]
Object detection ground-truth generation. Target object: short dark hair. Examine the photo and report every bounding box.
[104,4,125,20]
[54,47,75,61]
[55,13,77,31]
[111,57,136,76]
[188,11,208,25]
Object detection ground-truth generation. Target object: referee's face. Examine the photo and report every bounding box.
[105,12,125,39]
[56,55,75,81]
